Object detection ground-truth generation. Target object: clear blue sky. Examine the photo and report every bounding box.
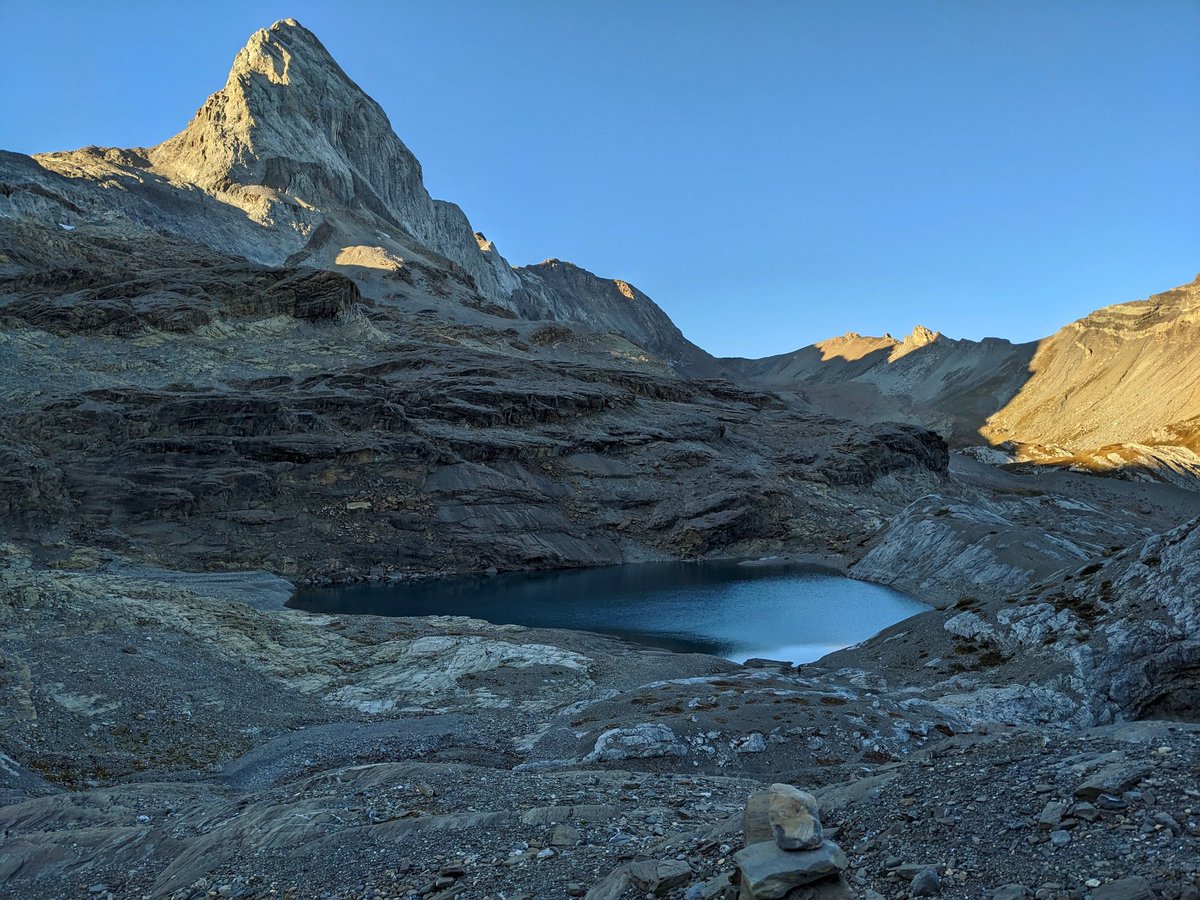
[2,1,1197,357]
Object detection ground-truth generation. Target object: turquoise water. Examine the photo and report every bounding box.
[290,561,929,664]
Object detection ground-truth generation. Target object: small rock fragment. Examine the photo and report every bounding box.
[1037,801,1066,829]
[1071,801,1098,821]
[734,733,767,753]
[987,886,1031,899]
[550,823,580,847]
[1074,762,1148,801]
[1095,793,1128,810]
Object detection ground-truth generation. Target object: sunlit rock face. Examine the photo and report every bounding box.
[17,19,716,364]
[726,274,1200,487]
[981,276,1200,455]
[27,19,518,304]
[145,19,522,302]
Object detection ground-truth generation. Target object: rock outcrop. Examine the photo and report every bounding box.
[514,258,715,371]
[0,281,951,577]
[831,514,1200,730]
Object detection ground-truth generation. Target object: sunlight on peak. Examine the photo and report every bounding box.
[335,245,405,271]
[614,280,637,301]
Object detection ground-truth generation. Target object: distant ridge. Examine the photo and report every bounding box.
[727,275,1200,486]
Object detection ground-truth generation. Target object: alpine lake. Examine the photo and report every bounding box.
[291,561,929,664]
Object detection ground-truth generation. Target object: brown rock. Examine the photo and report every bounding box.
[767,784,823,851]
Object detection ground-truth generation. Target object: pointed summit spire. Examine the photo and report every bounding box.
[150,16,421,206]
[144,20,519,301]
[905,325,939,347]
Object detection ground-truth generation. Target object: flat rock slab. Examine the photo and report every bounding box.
[1073,761,1149,800]
[744,791,773,845]
[735,839,847,899]
[584,858,693,900]
[1090,876,1154,900]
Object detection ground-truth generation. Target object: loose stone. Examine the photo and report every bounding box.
[767,783,823,851]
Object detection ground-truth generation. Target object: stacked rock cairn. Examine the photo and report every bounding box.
[735,783,853,899]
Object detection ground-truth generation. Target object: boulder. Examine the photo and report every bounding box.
[583,724,687,763]
[734,840,847,899]
[767,784,823,850]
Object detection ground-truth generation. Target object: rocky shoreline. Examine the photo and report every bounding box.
[2,531,1198,899]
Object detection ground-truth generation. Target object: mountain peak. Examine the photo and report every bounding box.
[139,20,520,301]
[904,324,939,347]
[232,17,351,89]
[153,17,390,190]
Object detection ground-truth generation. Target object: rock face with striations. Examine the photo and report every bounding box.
[980,275,1200,484]
[0,18,960,579]
[826,513,1200,730]
[156,19,522,301]
[4,17,1200,900]
[39,19,519,302]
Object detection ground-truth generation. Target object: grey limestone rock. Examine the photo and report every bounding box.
[986,887,1031,900]
[1037,800,1067,829]
[146,19,521,303]
[1090,877,1154,900]
[734,840,847,899]
[583,724,687,763]
[743,790,774,846]
[909,867,941,896]
[1074,761,1149,801]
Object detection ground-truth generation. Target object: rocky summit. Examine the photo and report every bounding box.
[1,17,1198,900]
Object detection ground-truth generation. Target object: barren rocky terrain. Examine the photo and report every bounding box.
[2,522,1198,899]
[1,17,1197,900]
